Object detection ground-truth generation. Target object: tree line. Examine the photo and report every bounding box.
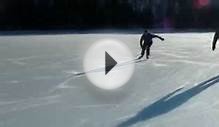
[0,0,218,30]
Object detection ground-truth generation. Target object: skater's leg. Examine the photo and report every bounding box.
[138,48,145,59]
[146,43,152,59]
[212,32,219,51]
[146,47,150,59]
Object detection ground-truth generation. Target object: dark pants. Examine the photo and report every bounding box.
[138,44,152,59]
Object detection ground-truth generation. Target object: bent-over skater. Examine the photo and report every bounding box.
[212,30,219,51]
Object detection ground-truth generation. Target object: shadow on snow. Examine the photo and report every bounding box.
[117,74,219,127]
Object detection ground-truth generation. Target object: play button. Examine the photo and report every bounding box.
[83,39,135,90]
[105,52,117,75]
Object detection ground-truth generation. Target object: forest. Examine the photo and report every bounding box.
[0,0,218,30]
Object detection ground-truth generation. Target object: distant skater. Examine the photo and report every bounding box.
[212,31,219,51]
[137,30,165,59]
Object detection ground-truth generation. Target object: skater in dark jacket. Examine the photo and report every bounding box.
[212,31,219,51]
[138,30,165,59]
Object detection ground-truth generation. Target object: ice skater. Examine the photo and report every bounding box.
[137,30,165,59]
[212,30,219,51]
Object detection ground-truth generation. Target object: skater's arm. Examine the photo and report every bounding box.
[152,34,165,41]
[140,35,144,48]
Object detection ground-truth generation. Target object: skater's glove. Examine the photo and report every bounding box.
[161,38,165,41]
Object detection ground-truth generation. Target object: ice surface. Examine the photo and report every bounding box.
[0,33,219,127]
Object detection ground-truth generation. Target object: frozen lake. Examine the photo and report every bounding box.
[0,33,219,127]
